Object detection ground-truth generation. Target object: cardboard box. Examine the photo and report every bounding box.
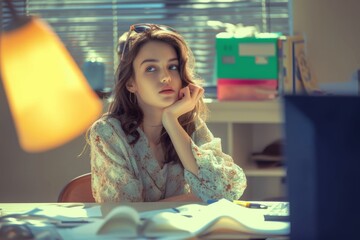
[217,79,277,101]
[216,33,280,80]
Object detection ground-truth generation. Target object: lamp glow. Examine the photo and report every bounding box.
[0,17,102,152]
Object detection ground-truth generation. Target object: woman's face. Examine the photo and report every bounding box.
[127,40,182,112]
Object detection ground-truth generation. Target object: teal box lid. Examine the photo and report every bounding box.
[216,33,280,80]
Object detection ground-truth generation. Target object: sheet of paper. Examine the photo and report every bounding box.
[0,203,102,220]
[61,199,289,239]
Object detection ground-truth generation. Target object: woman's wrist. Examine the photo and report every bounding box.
[162,109,178,130]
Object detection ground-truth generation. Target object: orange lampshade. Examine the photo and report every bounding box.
[0,17,102,152]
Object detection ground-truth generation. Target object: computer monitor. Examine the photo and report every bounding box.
[283,95,360,240]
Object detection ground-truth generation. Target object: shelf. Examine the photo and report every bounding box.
[243,163,286,177]
[204,98,286,199]
[205,99,283,124]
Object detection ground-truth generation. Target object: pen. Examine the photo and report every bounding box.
[207,199,268,209]
[171,208,192,218]
[54,220,93,228]
[232,200,268,209]
[172,207,180,213]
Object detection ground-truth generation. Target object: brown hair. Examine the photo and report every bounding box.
[106,25,208,164]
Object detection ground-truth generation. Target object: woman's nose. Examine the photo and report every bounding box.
[161,70,171,83]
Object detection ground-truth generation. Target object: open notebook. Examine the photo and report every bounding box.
[65,199,290,239]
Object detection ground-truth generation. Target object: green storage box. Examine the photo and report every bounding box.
[216,33,280,80]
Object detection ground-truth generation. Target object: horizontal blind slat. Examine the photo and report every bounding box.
[5,0,290,87]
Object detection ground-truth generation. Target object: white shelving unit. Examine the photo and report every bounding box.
[205,99,286,201]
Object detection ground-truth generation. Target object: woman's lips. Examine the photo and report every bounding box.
[159,88,174,94]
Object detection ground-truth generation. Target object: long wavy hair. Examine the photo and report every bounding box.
[105,25,208,165]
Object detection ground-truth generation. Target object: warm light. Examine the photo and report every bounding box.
[0,17,102,152]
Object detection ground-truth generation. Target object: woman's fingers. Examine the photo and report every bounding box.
[171,84,203,117]
[178,85,190,99]
[187,83,204,101]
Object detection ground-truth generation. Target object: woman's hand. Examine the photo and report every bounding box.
[163,83,204,121]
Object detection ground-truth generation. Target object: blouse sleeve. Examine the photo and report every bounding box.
[89,118,143,202]
[184,119,247,201]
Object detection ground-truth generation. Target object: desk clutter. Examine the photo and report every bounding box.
[0,204,101,240]
[0,199,289,239]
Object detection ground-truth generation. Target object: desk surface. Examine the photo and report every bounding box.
[0,202,194,217]
[0,202,289,240]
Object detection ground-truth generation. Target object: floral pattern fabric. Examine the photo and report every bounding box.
[89,117,247,202]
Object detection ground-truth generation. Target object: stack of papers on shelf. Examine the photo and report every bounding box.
[62,199,290,239]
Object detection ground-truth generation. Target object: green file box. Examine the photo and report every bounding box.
[216,33,280,80]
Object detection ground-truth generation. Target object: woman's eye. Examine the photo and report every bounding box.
[169,65,179,71]
[145,66,156,72]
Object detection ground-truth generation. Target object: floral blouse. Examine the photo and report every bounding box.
[89,116,247,202]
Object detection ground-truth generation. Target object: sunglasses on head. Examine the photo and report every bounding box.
[120,23,177,61]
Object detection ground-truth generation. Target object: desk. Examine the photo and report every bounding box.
[0,202,189,217]
[0,202,289,240]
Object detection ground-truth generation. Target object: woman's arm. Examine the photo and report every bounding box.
[162,83,204,175]
[90,118,144,202]
[162,84,246,201]
[184,121,247,201]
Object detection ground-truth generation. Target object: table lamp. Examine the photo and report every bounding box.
[0,0,102,152]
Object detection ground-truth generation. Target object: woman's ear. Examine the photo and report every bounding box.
[126,78,136,93]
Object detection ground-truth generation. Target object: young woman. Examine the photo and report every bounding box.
[88,23,247,202]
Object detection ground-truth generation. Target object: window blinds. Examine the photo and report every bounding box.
[1,1,26,30]
[2,0,290,88]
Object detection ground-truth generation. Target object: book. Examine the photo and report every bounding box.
[69,199,290,239]
[280,35,306,94]
[279,35,322,96]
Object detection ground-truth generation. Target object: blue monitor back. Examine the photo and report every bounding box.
[283,95,360,240]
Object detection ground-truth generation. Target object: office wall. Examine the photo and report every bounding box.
[1,0,360,202]
[0,79,95,202]
[293,0,360,83]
